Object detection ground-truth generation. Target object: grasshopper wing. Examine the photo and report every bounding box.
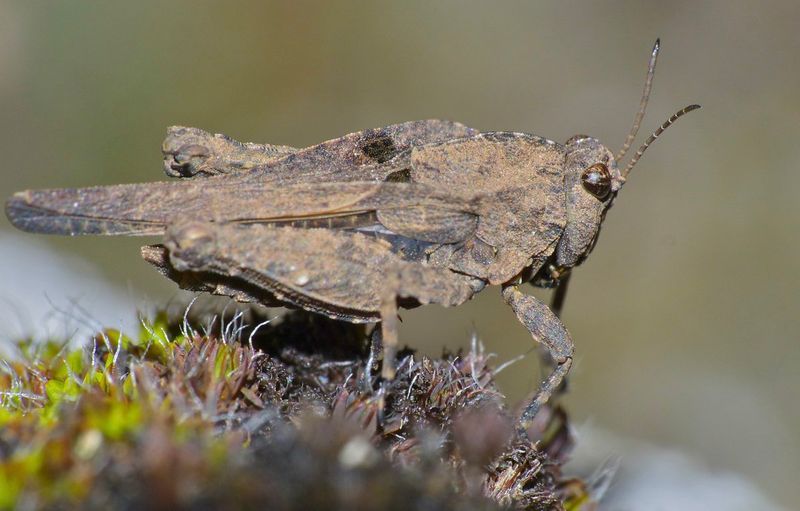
[6,120,480,237]
[162,222,478,321]
[6,179,481,240]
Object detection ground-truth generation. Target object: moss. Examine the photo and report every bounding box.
[0,305,595,510]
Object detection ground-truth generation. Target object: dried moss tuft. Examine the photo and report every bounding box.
[0,306,596,510]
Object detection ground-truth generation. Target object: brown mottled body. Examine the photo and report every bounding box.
[5,41,699,435]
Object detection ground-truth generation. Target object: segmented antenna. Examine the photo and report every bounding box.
[622,104,701,178]
[616,39,660,162]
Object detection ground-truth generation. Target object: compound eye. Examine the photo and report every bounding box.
[581,163,612,199]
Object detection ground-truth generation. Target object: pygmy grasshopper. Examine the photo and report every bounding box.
[5,40,698,434]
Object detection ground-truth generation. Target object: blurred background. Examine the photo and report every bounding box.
[0,1,796,508]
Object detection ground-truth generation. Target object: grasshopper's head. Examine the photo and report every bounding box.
[554,135,623,269]
[551,40,700,276]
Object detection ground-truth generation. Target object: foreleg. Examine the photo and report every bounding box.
[502,285,574,435]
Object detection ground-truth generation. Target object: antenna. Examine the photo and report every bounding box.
[622,104,701,178]
[616,39,660,162]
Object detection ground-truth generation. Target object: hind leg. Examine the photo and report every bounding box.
[163,221,476,397]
